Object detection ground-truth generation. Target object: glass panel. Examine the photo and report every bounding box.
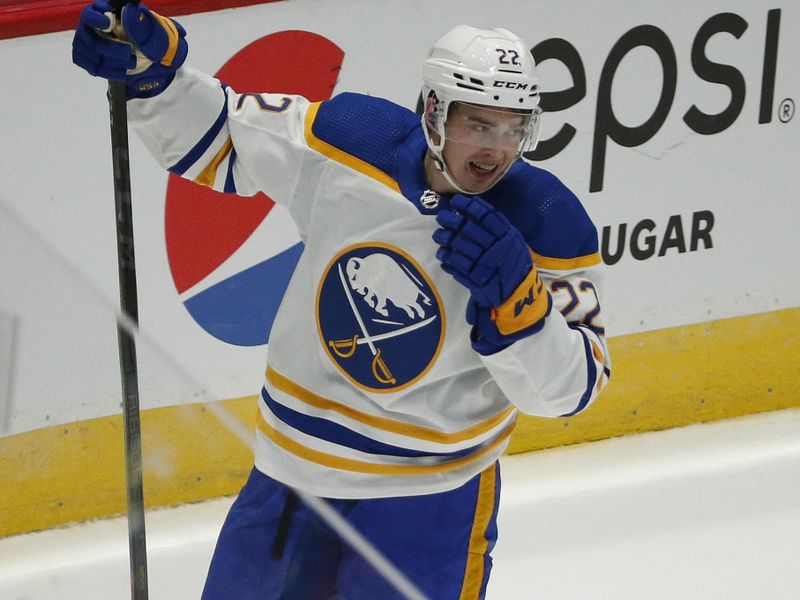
[0,198,427,599]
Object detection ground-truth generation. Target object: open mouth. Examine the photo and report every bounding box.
[469,162,498,177]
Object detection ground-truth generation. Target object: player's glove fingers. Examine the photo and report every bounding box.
[72,4,137,79]
[477,208,513,238]
[451,194,514,239]
[457,219,497,249]
[435,254,476,290]
[434,228,484,268]
[433,226,485,261]
[437,208,498,249]
[448,231,484,261]
[431,228,455,248]
[435,209,466,234]
[438,249,498,297]
[439,260,457,276]
[442,265,472,296]
[72,40,130,79]
[73,31,135,65]
[71,51,101,78]
[72,34,134,67]
[122,3,187,68]
[72,54,125,80]
[437,249,495,303]
[435,247,474,276]
[451,194,492,223]
[436,214,494,251]
[76,3,112,33]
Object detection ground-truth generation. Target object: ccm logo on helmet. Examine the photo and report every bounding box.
[493,81,529,89]
[524,9,783,193]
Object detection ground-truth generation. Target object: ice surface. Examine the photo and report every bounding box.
[2,408,799,599]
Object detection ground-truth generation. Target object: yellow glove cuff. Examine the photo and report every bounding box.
[490,265,549,335]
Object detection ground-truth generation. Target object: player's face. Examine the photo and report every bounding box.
[441,103,530,194]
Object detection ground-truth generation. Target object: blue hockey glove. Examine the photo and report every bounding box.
[72,1,187,99]
[433,194,551,353]
[465,290,552,355]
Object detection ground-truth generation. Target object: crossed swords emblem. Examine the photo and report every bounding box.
[328,263,437,385]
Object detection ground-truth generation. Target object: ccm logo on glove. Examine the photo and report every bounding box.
[490,255,548,335]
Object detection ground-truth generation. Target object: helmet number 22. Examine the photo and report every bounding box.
[496,48,521,66]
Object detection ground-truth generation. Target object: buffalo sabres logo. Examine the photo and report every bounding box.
[316,243,445,393]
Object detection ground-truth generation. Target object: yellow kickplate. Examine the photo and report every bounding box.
[508,307,800,453]
[0,397,256,538]
[1,307,798,538]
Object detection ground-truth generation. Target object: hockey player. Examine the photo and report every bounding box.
[73,3,611,598]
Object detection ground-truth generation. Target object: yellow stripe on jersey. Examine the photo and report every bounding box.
[304,102,402,193]
[194,137,233,188]
[153,12,180,67]
[257,415,513,476]
[459,464,497,600]
[533,250,601,271]
[590,339,605,364]
[267,366,516,444]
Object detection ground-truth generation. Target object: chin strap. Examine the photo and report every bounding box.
[434,152,473,196]
[432,146,521,196]
[422,112,468,194]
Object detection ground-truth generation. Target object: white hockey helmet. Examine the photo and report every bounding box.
[422,25,542,190]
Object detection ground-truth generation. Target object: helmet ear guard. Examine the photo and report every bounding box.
[421,89,445,158]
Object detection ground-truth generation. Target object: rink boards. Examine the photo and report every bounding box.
[0,0,798,537]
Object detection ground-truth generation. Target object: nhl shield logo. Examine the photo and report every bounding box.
[316,243,445,393]
[419,189,441,209]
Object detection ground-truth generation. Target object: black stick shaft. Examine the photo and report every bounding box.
[108,72,149,599]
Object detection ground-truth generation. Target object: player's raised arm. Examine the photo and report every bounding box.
[72,2,316,227]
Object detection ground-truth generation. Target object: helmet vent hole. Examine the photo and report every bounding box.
[469,77,484,86]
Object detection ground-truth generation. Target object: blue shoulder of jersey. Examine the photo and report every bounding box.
[307,92,420,184]
[486,161,601,270]
[308,94,600,270]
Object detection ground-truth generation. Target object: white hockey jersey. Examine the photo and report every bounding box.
[129,68,611,499]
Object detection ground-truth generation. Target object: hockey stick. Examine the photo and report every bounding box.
[107,1,148,598]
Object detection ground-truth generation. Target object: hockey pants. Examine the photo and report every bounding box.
[201,463,500,599]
